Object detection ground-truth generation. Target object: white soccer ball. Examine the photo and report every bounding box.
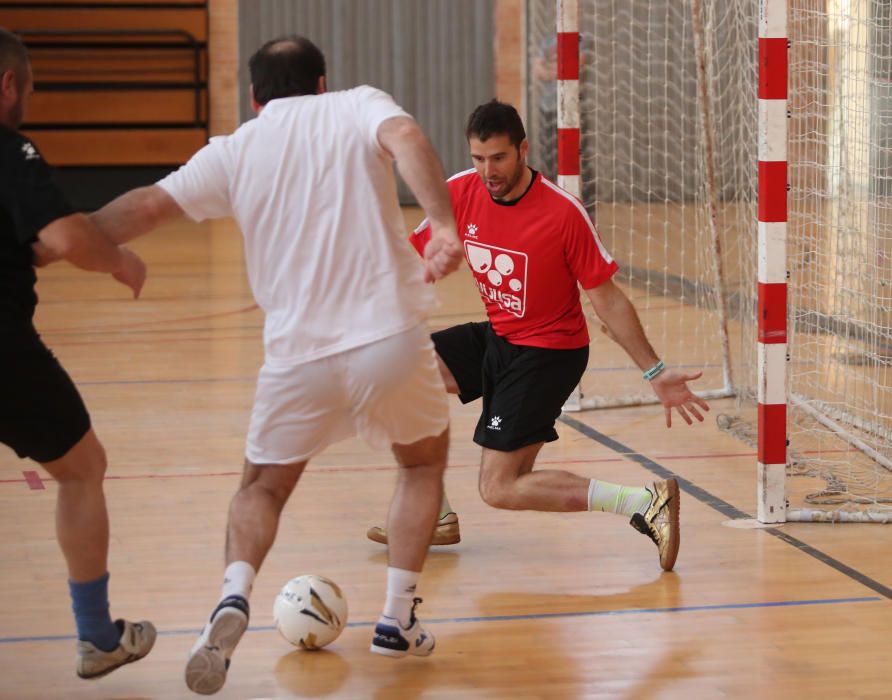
[273,575,348,650]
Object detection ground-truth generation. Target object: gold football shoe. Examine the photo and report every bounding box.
[630,477,680,571]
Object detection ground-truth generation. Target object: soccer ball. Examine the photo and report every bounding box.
[273,575,348,650]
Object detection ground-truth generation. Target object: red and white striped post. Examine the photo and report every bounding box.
[757,0,788,523]
[557,0,583,410]
[556,0,580,199]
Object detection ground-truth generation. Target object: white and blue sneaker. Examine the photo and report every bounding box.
[76,619,157,679]
[370,597,435,658]
[184,595,249,695]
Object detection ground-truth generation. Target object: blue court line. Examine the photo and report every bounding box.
[558,414,892,600]
[0,596,879,645]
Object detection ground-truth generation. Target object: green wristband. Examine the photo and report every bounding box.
[643,360,665,381]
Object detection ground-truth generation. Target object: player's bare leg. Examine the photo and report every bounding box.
[41,429,156,679]
[186,459,306,695]
[367,353,460,546]
[370,428,447,657]
[477,444,680,571]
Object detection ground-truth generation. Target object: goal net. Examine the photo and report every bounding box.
[526,0,892,520]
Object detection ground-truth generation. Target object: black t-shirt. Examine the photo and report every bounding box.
[0,125,72,328]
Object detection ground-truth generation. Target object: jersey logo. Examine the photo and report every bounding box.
[466,223,478,238]
[21,142,40,161]
[465,241,527,318]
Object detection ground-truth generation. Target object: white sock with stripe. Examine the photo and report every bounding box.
[587,479,652,517]
[221,561,256,602]
[382,567,419,628]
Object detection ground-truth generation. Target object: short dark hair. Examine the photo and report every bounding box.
[465,100,526,148]
[248,35,326,106]
[0,28,29,89]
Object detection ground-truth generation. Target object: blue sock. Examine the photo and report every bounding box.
[69,573,120,652]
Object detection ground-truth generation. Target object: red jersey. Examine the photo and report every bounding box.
[411,168,618,349]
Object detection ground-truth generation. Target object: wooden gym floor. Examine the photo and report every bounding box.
[1,211,891,699]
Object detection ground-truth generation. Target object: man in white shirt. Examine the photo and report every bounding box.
[90,35,462,695]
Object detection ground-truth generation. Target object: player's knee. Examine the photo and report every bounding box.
[478,476,521,510]
[239,460,299,509]
[44,439,107,483]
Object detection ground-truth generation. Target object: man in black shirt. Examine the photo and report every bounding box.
[0,28,155,679]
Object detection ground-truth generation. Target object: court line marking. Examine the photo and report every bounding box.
[38,304,260,335]
[0,596,879,644]
[559,414,892,600]
[1,450,852,487]
[22,471,44,490]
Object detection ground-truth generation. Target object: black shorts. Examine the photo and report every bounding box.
[0,328,91,463]
[432,322,588,451]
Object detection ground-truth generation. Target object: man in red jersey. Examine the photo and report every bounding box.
[367,100,708,571]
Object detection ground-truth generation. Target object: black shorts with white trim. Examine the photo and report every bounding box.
[432,322,588,452]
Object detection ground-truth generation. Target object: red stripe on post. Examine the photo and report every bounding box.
[758,160,787,222]
[759,37,788,100]
[758,282,787,343]
[557,128,580,176]
[758,403,787,465]
[557,33,579,80]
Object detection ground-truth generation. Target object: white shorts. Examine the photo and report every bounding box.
[245,324,449,464]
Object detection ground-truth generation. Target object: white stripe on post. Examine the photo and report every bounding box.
[758,344,787,406]
[758,100,788,161]
[556,80,580,129]
[757,222,787,284]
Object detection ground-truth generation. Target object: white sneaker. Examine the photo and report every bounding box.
[184,596,249,695]
[369,597,435,658]
[76,619,156,679]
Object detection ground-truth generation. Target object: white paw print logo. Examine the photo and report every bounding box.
[466,223,478,237]
[488,415,503,430]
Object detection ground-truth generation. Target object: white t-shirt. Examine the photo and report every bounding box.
[158,86,435,366]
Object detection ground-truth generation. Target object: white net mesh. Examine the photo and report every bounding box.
[526,0,892,518]
[785,0,892,519]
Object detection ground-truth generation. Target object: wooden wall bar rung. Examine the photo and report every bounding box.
[23,127,207,165]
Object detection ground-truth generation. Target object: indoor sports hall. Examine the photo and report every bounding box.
[1,1,891,698]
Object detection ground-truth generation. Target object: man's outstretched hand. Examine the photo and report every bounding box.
[650,369,710,427]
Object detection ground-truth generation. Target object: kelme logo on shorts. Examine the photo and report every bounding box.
[487,415,502,431]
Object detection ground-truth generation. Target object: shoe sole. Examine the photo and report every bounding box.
[661,477,681,572]
[369,640,435,658]
[77,622,157,680]
[366,522,461,546]
[184,608,248,695]
[77,644,156,680]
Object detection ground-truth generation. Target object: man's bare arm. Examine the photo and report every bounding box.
[377,116,461,281]
[35,213,146,297]
[586,279,709,427]
[90,185,185,245]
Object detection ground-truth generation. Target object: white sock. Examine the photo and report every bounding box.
[587,479,652,517]
[221,561,256,602]
[382,567,419,628]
